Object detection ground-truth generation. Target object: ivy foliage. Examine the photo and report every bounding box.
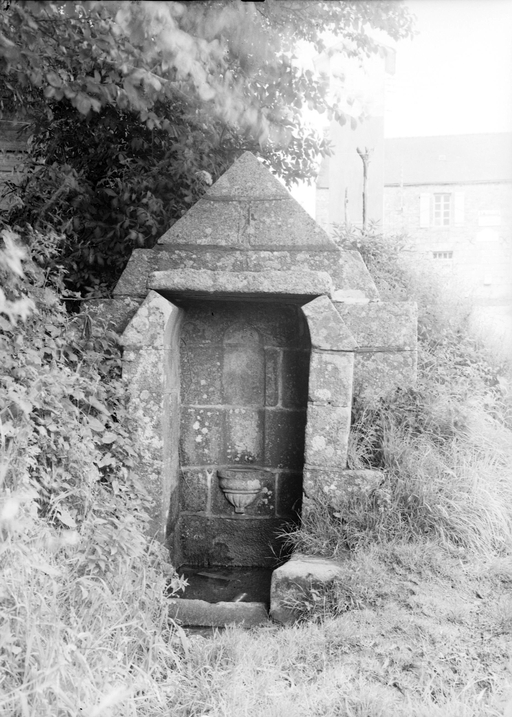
[0,227,164,576]
[0,232,187,714]
[0,0,414,294]
[3,99,233,294]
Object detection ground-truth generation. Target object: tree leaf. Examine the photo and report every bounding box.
[75,93,92,115]
[57,507,77,529]
[101,431,117,444]
[46,70,62,88]
[87,415,105,432]
[87,396,110,415]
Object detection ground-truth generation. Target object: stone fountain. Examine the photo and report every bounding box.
[89,152,417,625]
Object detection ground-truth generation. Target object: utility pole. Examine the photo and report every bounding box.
[356,146,373,231]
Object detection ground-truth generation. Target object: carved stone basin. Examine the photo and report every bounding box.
[217,467,269,514]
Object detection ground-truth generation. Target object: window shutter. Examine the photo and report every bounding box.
[454,192,465,225]
[420,193,430,227]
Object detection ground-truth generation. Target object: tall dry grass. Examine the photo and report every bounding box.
[289,390,512,562]
[0,490,187,716]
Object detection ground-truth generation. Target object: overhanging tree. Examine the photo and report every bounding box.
[0,0,414,294]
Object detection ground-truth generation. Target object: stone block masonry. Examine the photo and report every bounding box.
[178,300,309,566]
[335,301,418,403]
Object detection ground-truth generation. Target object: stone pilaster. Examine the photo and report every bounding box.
[121,291,184,549]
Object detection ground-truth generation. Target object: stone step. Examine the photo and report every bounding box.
[270,553,348,625]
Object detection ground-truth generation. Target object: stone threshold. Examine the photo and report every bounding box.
[168,598,270,628]
[169,552,349,629]
[183,405,307,411]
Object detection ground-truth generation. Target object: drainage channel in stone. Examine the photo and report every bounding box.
[178,565,273,604]
[168,566,273,631]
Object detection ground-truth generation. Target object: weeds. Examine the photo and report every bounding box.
[0,230,186,716]
[144,547,512,716]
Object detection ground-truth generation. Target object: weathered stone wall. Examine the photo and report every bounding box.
[384,181,512,355]
[300,296,357,509]
[179,300,309,567]
[302,296,355,469]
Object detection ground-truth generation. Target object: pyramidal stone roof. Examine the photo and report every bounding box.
[158,152,337,251]
[113,150,381,301]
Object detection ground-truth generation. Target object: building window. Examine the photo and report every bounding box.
[419,191,465,228]
[432,251,453,259]
[433,193,451,226]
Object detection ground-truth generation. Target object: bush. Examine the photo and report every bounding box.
[0,228,186,715]
[1,101,227,296]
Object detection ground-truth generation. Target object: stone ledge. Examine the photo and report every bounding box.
[148,268,333,298]
[331,289,370,304]
[303,468,383,504]
[168,599,269,628]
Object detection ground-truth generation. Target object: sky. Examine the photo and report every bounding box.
[385,0,512,137]
[291,0,512,213]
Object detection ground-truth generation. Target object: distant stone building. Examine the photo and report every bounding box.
[383,133,512,350]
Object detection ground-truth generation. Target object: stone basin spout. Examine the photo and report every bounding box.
[217,467,268,514]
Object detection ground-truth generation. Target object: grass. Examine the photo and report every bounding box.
[3,392,512,716]
[0,497,185,716]
[3,509,512,715]
[161,541,512,717]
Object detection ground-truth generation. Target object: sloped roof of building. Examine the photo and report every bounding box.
[384,133,512,185]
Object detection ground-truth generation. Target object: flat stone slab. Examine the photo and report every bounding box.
[148,268,333,298]
[168,598,269,628]
[335,301,417,350]
[303,468,383,504]
[270,553,346,625]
